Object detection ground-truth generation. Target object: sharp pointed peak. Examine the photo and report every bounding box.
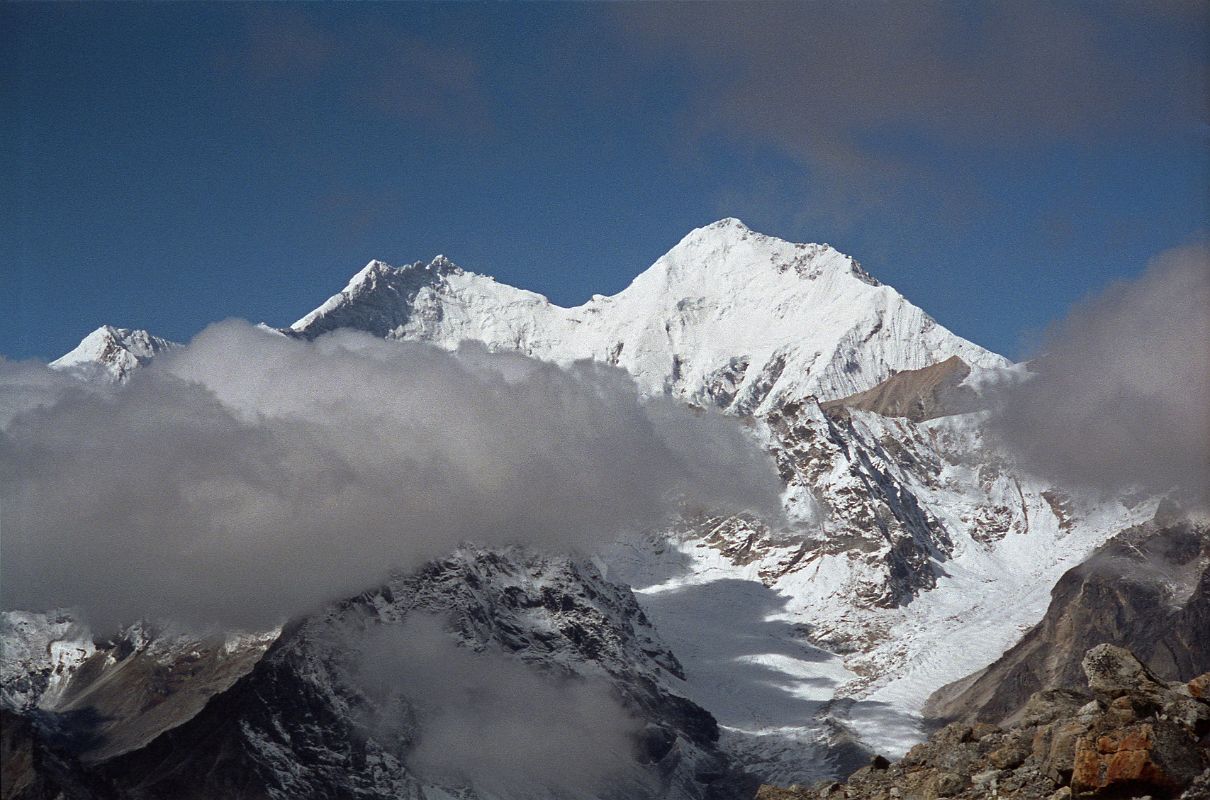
[81,324,126,341]
[50,325,176,379]
[341,259,395,291]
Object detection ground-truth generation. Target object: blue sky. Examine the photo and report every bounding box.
[3,2,1206,361]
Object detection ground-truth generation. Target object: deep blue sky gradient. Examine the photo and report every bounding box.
[3,2,1206,360]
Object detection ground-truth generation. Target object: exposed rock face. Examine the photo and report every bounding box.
[756,645,1210,799]
[760,399,954,611]
[819,356,975,423]
[0,614,276,764]
[923,516,1210,728]
[0,709,106,800]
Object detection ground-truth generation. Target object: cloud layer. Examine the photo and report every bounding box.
[0,322,781,629]
[988,242,1210,506]
[354,615,650,796]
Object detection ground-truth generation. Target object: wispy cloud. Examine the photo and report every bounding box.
[987,240,1210,507]
[215,9,492,132]
[612,1,1207,229]
[355,614,650,795]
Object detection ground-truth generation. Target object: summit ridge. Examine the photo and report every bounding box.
[288,220,1006,408]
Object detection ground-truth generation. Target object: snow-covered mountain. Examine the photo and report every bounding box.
[49,325,176,382]
[281,219,1145,742]
[3,219,1156,792]
[277,220,1151,778]
[287,219,1007,410]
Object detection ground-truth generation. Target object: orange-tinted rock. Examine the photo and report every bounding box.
[1071,721,1206,796]
[1188,672,1210,700]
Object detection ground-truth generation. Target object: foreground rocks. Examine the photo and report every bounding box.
[757,645,1210,799]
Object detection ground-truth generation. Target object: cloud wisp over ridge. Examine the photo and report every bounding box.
[616,2,1206,212]
[354,614,652,796]
[0,322,782,630]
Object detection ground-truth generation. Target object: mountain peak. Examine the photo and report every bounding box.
[674,217,753,249]
[289,255,475,340]
[340,256,465,296]
[651,219,878,293]
[342,259,393,292]
[50,326,177,382]
[708,216,751,232]
[288,222,1005,406]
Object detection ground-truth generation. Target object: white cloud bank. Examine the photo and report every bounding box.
[0,321,781,629]
[988,242,1210,508]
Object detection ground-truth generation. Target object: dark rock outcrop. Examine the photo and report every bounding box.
[5,549,752,799]
[0,709,109,800]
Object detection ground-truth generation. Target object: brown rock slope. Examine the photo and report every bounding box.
[924,513,1210,729]
[819,356,974,423]
[756,645,1210,800]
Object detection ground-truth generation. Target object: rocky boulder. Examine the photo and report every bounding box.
[1071,719,1204,797]
[1081,644,1169,707]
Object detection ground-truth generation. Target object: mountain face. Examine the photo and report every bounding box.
[0,613,276,766]
[4,220,1158,791]
[2,550,754,800]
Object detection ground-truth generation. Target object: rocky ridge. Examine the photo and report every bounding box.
[1,549,752,800]
[819,356,976,424]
